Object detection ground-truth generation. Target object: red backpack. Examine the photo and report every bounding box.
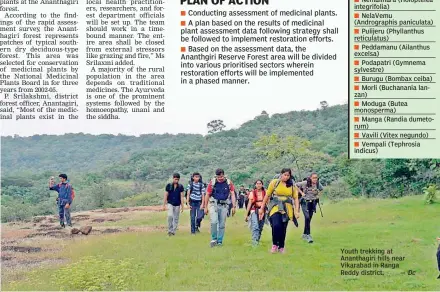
[251,189,266,209]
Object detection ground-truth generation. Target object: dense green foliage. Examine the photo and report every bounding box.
[1,104,439,222]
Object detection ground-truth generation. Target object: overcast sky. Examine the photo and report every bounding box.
[0,0,347,137]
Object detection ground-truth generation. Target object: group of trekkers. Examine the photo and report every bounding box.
[163,168,324,252]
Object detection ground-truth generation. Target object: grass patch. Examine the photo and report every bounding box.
[3,195,439,291]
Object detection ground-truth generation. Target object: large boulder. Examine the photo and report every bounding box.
[79,226,92,235]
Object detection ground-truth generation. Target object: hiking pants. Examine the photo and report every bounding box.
[167,204,180,234]
[301,199,316,235]
[437,244,440,271]
[250,212,265,244]
[58,200,71,225]
[238,197,244,209]
[208,201,228,244]
[270,213,288,248]
[227,202,233,217]
[189,200,202,233]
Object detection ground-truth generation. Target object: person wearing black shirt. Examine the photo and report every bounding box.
[163,173,184,236]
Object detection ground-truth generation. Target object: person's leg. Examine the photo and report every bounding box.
[190,201,197,234]
[196,206,204,230]
[250,212,260,245]
[302,200,311,236]
[167,204,174,234]
[65,205,72,226]
[172,205,180,234]
[209,201,219,245]
[217,204,228,244]
[58,203,65,226]
[270,213,283,248]
[307,202,315,237]
[257,214,265,242]
[278,219,289,249]
[437,244,440,274]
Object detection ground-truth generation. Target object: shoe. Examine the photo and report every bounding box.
[196,227,200,233]
[67,224,72,227]
[210,240,217,248]
[167,232,172,236]
[278,248,285,254]
[271,245,278,253]
[437,274,440,279]
[307,235,314,243]
[217,242,223,247]
[60,222,65,228]
[302,234,308,240]
[191,233,196,235]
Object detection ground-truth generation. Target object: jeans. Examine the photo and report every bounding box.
[238,197,244,209]
[167,204,180,234]
[301,199,316,235]
[58,200,71,225]
[270,212,288,248]
[189,200,203,233]
[208,200,228,243]
[249,211,265,244]
[437,244,440,271]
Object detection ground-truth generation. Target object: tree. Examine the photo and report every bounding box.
[260,111,269,117]
[320,101,329,110]
[207,119,226,134]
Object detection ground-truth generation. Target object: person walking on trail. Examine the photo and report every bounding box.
[237,186,246,209]
[204,168,236,247]
[163,173,184,236]
[186,172,206,234]
[437,237,440,279]
[295,172,323,243]
[259,168,300,253]
[245,179,267,246]
[244,188,250,209]
[49,174,74,228]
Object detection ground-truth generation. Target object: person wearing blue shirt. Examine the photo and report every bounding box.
[49,174,73,228]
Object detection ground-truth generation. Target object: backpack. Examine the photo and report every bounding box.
[210,177,232,201]
[189,174,203,194]
[251,189,265,208]
[166,183,183,193]
[271,178,296,197]
[58,183,75,201]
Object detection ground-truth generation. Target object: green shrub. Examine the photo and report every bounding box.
[423,184,438,204]
[52,256,141,291]
[321,178,352,202]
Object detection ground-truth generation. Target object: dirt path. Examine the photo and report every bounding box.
[1,205,167,278]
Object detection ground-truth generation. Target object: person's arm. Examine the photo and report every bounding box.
[245,193,253,221]
[49,177,59,191]
[204,181,213,210]
[230,182,236,215]
[186,184,191,207]
[293,186,300,217]
[163,185,169,210]
[261,181,274,209]
[316,182,324,198]
[201,184,206,209]
[180,186,184,212]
